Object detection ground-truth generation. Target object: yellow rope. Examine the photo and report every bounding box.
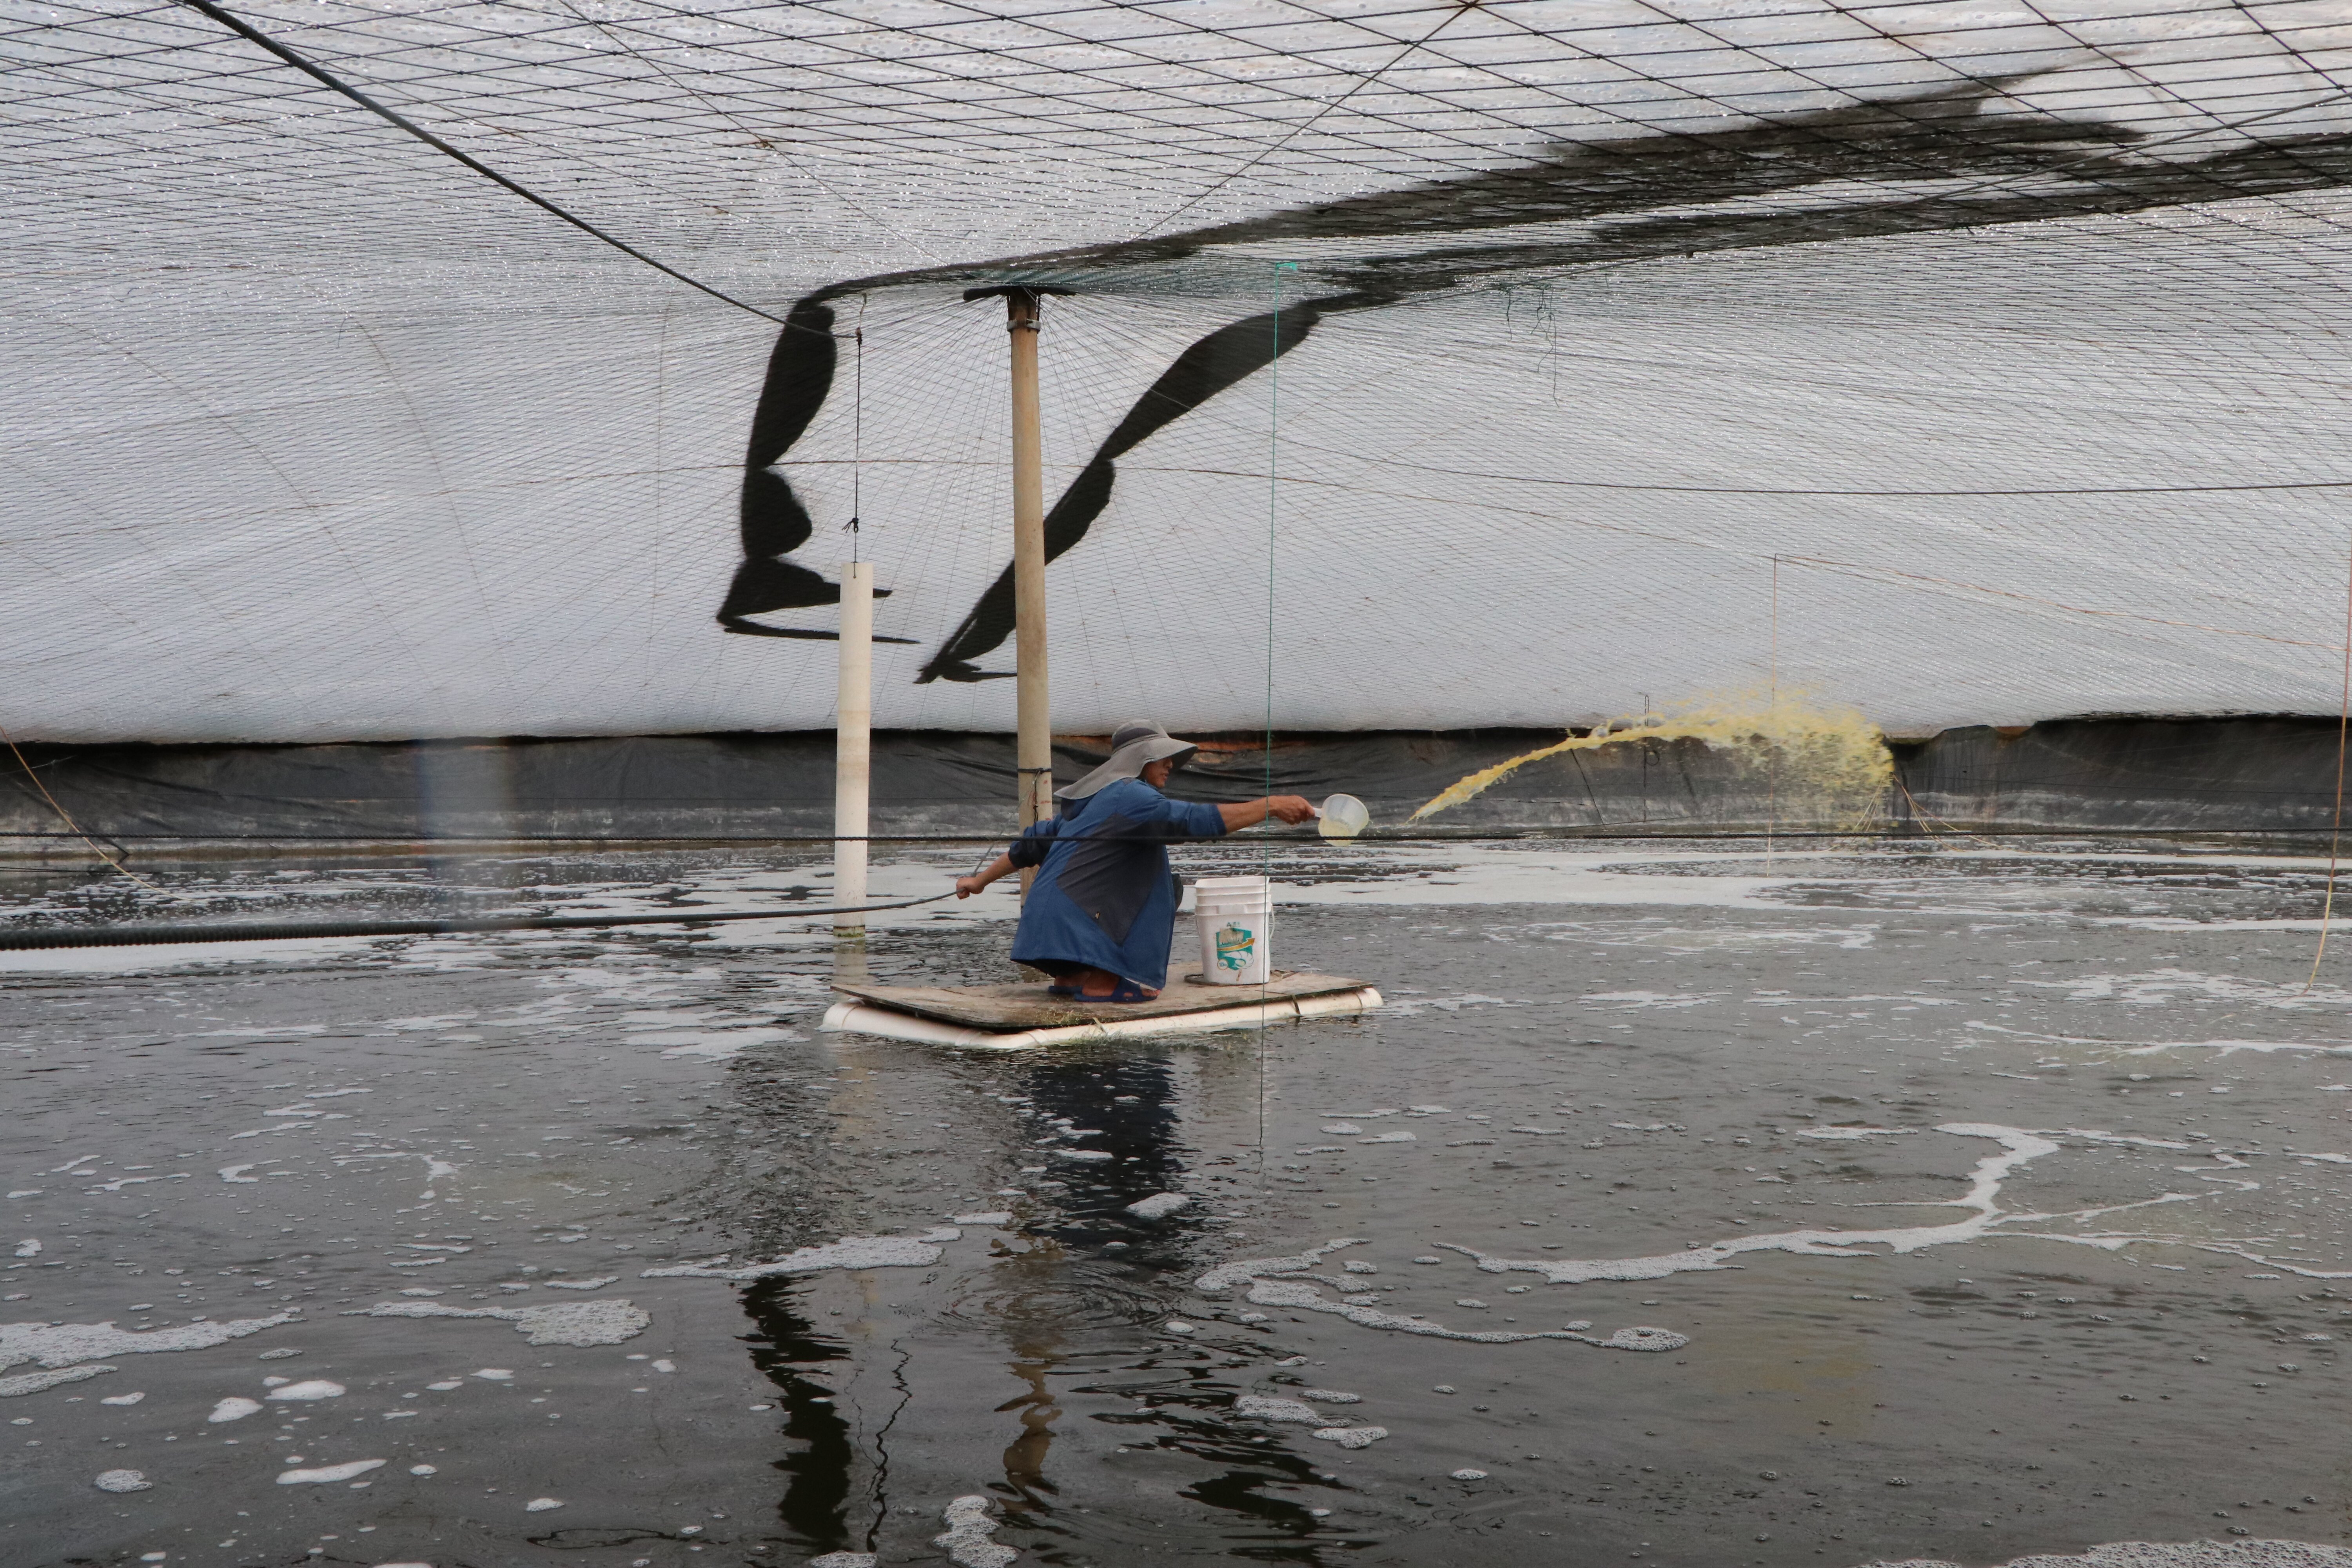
[0,726,158,891]
[2304,540,2352,992]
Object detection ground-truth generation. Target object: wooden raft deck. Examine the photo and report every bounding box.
[819,971,1381,1049]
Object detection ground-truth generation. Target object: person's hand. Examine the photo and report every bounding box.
[1267,795,1317,825]
[955,874,986,899]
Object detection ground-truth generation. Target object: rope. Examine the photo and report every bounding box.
[8,827,2352,845]
[2307,527,2352,991]
[0,889,960,953]
[0,726,157,891]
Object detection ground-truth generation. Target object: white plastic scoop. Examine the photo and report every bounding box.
[1316,793,1370,839]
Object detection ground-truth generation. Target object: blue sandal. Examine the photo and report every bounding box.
[1079,979,1160,1005]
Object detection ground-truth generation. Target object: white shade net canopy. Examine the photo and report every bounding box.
[10,0,2352,743]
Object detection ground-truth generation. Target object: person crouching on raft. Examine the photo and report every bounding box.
[954,722,1316,1003]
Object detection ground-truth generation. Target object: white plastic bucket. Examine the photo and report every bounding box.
[1198,905,1271,984]
[1192,875,1273,984]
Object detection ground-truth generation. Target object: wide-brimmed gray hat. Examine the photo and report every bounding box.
[1055,721,1200,802]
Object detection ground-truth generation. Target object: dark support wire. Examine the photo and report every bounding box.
[174,0,792,329]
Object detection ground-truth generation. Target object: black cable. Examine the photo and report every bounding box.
[9,820,2341,949]
[173,0,793,329]
[3,827,2345,845]
[0,889,961,953]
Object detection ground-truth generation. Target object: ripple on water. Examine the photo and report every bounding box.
[938,1265,1176,1337]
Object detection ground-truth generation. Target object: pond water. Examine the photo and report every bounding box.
[7,837,2352,1568]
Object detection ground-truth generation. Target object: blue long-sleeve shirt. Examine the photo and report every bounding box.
[1007,777,1228,989]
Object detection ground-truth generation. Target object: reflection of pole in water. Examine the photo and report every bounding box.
[831,929,870,989]
[985,1056,1191,1511]
[1000,1344,1062,1499]
[728,1046,906,1557]
[737,1281,865,1557]
[412,738,518,908]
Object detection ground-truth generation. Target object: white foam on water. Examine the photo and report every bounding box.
[1443,1124,2247,1289]
[1276,847,1800,911]
[0,1311,296,1372]
[934,1494,1016,1568]
[264,1379,345,1401]
[641,1232,949,1281]
[1861,1543,2352,1568]
[276,1459,384,1485]
[1969,1022,2352,1060]
[950,1212,1013,1226]
[206,1397,262,1423]
[1197,1239,1366,1292]
[94,1468,151,1492]
[524,1497,563,1512]
[218,1165,258,1184]
[332,1152,460,1193]
[543,1276,616,1291]
[1799,1128,1916,1141]
[635,1027,802,1060]
[1296,1388,1361,1403]
[0,936,407,975]
[345,1300,649,1347]
[1310,1426,1389,1448]
[808,1554,878,1568]
[0,1363,114,1397]
[1232,1276,1687,1349]
[13,1240,38,1258]
[1127,1194,1190,1220]
[1451,1468,1488,1480]
[1195,1127,2249,1346]
[2017,969,2352,1012]
[1583,991,1711,1010]
[1234,1395,1323,1425]
[98,1390,144,1405]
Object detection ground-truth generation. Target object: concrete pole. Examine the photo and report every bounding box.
[1007,292,1051,874]
[834,560,873,936]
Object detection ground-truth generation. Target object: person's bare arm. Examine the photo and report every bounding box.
[1218,795,1317,832]
[955,853,1019,898]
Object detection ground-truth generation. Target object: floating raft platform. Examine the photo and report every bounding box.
[820,971,1382,1051]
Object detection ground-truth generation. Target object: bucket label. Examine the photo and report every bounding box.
[1214,923,1256,971]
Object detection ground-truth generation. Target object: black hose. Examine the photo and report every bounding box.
[0,891,959,952]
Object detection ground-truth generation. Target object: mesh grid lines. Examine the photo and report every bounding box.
[11,0,2352,742]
